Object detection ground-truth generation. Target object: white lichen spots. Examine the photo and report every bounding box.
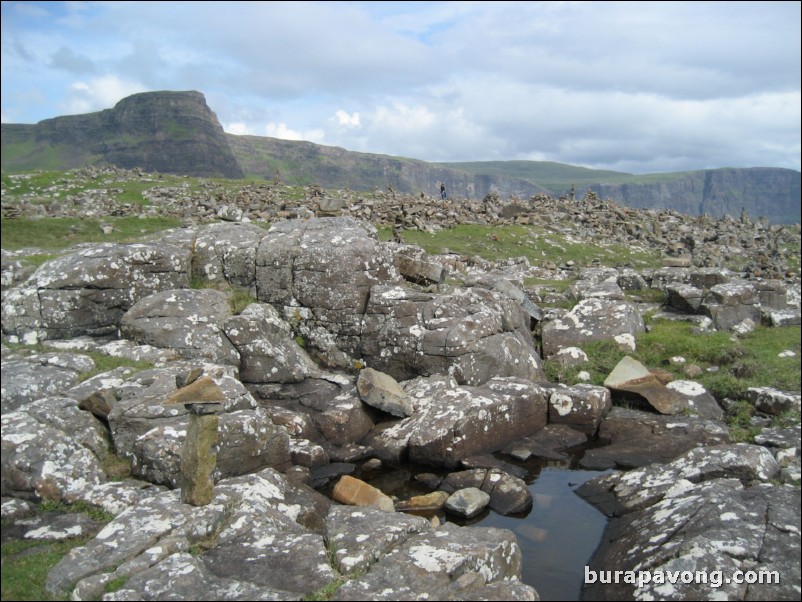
[667,380,706,397]
[355,534,369,543]
[719,512,738,521]
[408,544,465,573]
[550,392,574,416]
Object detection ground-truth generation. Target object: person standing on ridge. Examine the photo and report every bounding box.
[440,183,447,199]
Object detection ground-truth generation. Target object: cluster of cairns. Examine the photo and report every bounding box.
[1,167,800,600]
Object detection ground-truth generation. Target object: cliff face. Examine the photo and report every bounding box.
[1,91,243,178]
[581,168,801,224]
[2,91,799,223]
[227,134,551,199]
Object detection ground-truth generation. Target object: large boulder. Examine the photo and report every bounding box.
[224,302,320,383]
[365,375,548,468]
[0,351,95,413]
[578,444,798,601]
[120,289,240,366]
[362,284,544,386]
[191,222,267,291]
[255,217,399,370]
[1,243,190,343]
[701,281,761,331]
[540,298,645,358]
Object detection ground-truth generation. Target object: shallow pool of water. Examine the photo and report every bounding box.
[356,459,610,601]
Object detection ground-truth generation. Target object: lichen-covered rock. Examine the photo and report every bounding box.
[1,243,190,343]
[362,284,544,386]
[365,376,548,468]
[440,468,533,516]
[1,352,92,413]
[747,387,801,415]
[191,222,267,290]
[579,407,730,470]
[120,288,240,365]
[701,281,761,331]
[356,368,412,417]
[579,444,799,601]
[445,487,491,518]
[546,383,611,435]
[224,302,320,384]
[1,410,106,502]
[333,522,535,601]
[541,298,644,358]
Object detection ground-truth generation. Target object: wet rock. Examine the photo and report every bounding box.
[394,491,450,515]
[604,356,688,415]
[580,407,730,470]
[446,487,490,518]
[541,298,644,358]
[356,368,413,417]
[120,289,240,366]
[440,469,533,516]
[332,475,395,512]
[365,376,548,469]
[500,424,588,462]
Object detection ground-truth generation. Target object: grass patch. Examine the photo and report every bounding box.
[39,500,115,523]
[541,322,801,403]
[1,216,183,251]
[379,224,661,269]
[104,575,128,594]
[77,353,154,383]
[1,537,90,601]
[302,577,348,601]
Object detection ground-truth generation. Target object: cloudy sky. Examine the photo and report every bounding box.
[2,1,800,173]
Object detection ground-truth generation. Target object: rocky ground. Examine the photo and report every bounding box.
[1,168,800,600]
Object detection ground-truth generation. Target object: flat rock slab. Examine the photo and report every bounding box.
[579,407,730,470]
[579,444,799,601]
[604,356,688,415]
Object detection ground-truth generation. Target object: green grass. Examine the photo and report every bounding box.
[542,321,801,403]
[0,216,184,251]
[39,500,115,523]
[1,538,88,601]
[379,223,661,269]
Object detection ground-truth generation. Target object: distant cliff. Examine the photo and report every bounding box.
[2,91,799,223]
[577,168,801,224]
[1,91,243,178]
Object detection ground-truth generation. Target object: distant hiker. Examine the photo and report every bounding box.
[440,183,447,200]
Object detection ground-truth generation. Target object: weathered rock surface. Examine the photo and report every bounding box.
[747,386,801,416]
[356,368,413,417]
[1,351,94,412]
[546,383,611,434]
[1,243,190,343]
[440,469,533,516]
[120,288,240,365]
[604,356,688,415]
[365,375,548,468]
[580,407,730,470]
[541,298,645,358]
[445,487,491,518]
[579,444,799,601]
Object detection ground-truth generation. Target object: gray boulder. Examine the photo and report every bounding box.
[747,387,801,415]
[356,368,412,417]
[1,242,190,343]
[665,282,704,313]
[440,468,533,516]
[579,444,798,601]
[333,522,536,601]
[541,298,644,358]
[546,383,611,435]
[1,351,94,413]
[120,289,240,366]
[224,302,320,384]
[701,281,761,331]
[365,376,548,468]
[445,487,491,518]
[362,284,543,386]
[192,222,268,291]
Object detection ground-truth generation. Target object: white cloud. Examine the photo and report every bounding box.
[224,122,255,136]
[264,122,324,143]
[334,110,360,127]
[60,74,147,115]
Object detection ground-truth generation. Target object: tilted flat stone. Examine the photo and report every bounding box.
[604,356,688,415]
[445,487,490,518]
[332,475,394,512]
[356,368,413,417]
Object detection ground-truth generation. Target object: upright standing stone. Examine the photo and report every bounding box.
[180,402,223,506]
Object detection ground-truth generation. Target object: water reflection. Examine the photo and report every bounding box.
[353,458,609,601]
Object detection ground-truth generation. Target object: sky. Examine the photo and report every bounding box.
[1,1,800,174]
